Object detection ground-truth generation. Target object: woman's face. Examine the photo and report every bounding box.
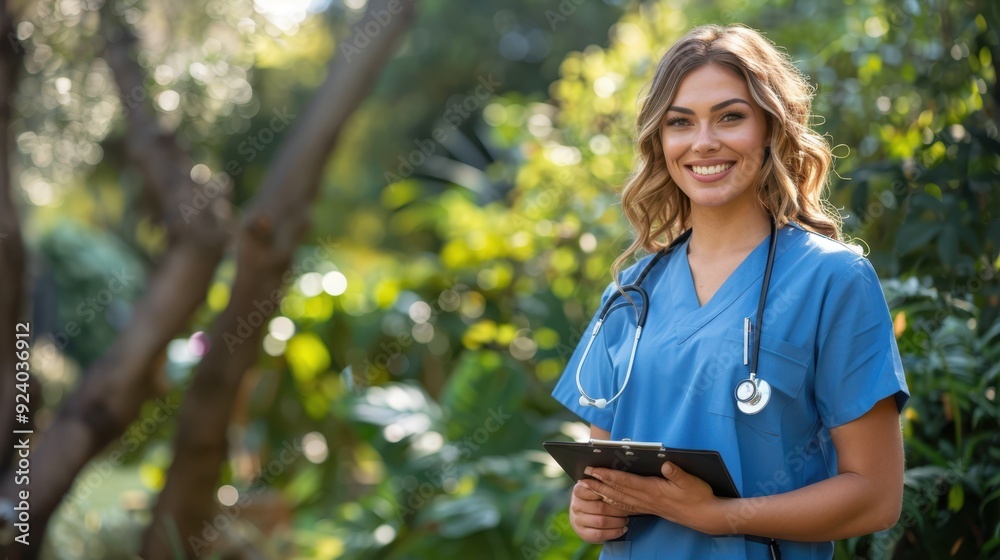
[659,63,770,213]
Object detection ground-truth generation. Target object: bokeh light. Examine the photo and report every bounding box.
[298,272,324,296]
[303,432,329,463]
[217,485,238,506]
[262,334,286,356]
[187,331,210,357]
[322,271,348,296]
[268,317,296,341]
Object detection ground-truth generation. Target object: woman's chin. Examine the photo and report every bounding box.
[686,193,742,210]
[681,184,759,212]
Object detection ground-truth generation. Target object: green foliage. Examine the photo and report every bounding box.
[843,280,1000,558]
[35,222,146,367]
[301,370,588,559]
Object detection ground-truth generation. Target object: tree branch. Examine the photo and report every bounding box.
[140,1,417,557]
[0,5,229,557]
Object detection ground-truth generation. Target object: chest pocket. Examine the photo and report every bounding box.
[707,327,811,436]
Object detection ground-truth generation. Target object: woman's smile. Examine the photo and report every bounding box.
[685,160,736,181]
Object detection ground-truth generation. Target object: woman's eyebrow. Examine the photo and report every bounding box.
[666,98,752,114]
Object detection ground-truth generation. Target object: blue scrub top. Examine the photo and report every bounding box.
[551,223,909,560]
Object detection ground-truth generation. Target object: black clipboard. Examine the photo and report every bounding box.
[543,439,740,499]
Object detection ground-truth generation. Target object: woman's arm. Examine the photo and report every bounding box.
[716,396,903,540]
[581,396,904,541]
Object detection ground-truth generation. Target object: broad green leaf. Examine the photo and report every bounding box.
[895,222,942,255]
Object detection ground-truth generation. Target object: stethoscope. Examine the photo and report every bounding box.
[577,218,778,415]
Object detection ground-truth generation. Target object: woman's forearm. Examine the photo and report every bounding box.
[711,471,901,542]
[700,398,906,542]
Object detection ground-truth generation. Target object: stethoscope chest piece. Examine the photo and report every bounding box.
[734,374,771,415]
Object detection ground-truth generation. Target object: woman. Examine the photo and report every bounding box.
[551,24,909,559]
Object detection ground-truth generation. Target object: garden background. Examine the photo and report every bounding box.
[0,0,997,558]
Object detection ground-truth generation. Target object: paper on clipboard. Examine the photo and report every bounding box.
[543,439,740,499]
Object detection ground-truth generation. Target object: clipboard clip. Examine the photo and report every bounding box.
[588,438,666,456]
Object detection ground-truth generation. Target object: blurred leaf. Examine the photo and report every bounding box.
[416,493,501,538]
[896,222,942,255]
[949,484,965,512]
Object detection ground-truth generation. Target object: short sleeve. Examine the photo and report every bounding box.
[814,258,909,429]
[550,281,619,433]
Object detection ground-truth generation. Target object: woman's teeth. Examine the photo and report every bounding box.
[691,163,733,175]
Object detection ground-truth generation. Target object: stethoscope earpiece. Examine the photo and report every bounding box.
[579,395,609,409]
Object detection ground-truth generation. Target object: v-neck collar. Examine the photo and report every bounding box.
[668,225,793,344]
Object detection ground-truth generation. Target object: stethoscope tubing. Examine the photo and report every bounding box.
[576,219,777,409]
[575,230,690,408]
[749,219,779,378]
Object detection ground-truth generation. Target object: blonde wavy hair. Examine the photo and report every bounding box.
[611,24,842,284]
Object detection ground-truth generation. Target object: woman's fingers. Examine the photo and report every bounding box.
[660,461,698,490]
[573,482,631,515]
[573,480,605,501]
[574,511,628,530]
[570,481,631,543]
[572,495,630,517]
[574,525,628,544]
[570,512,628,544]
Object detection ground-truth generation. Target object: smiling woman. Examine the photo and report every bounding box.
[661,65,769,214]
[549,24,909,560]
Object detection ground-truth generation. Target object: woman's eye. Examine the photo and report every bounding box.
[665,117,690,126]
[721,112,746,122]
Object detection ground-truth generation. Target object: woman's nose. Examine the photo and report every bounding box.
[692,125,721,153]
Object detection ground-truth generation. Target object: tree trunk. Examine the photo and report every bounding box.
[0,3,230,557]
[140,1,417,558]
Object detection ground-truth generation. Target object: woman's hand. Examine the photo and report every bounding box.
[569,479,631,543]
[580,462,727,535]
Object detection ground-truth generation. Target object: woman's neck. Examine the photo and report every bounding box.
[686,204,772,257]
